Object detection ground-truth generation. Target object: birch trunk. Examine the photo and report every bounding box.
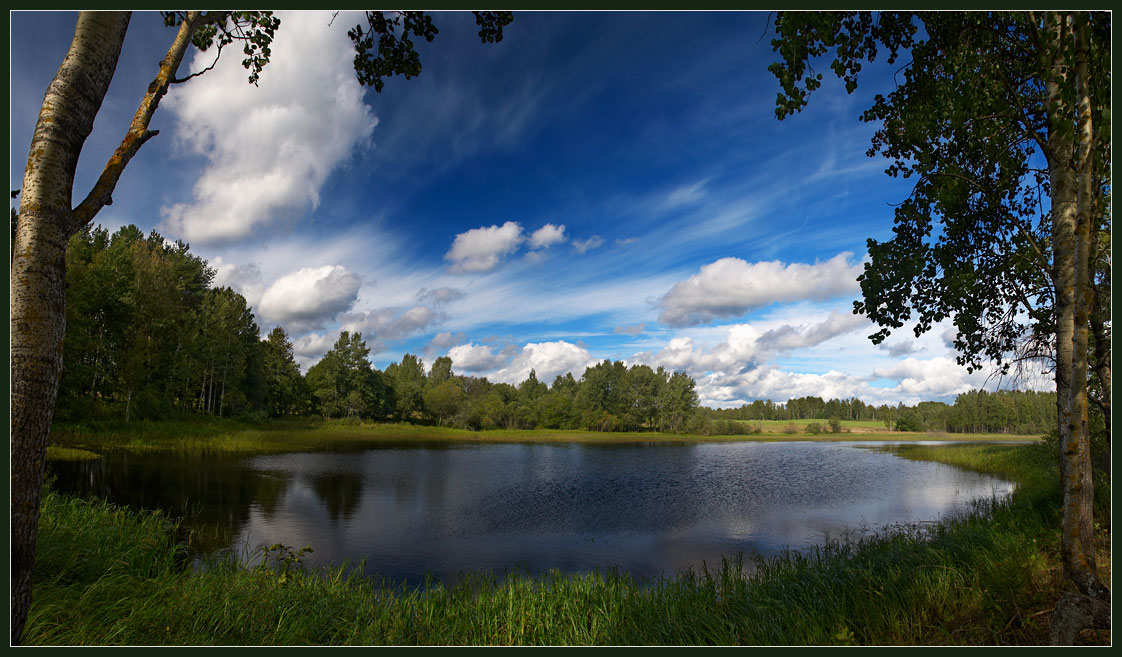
[1045,11,1110,644]
[9,12,131,644]
[11,10,206,644]
[1062,9,1107,601]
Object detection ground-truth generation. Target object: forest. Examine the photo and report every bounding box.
[55,224,1057,436]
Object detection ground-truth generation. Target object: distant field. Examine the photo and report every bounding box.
[735,418,891,433]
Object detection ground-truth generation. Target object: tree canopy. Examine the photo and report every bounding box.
[768,10,1111,638]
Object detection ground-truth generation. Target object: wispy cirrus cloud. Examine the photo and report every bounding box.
[571,235,604,254]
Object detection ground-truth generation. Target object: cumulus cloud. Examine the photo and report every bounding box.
[878,339,922,358]
[571,236,604,254]
[871,357,989,399]
[695,366,879,408]
[657,253,864,327]
[211,258,265,308]
[491,341,597,385]
[528,223,566,249]
[337,286,463,354]
[257,265,362,330]
[426,331,466,353]
[755,310,867,352]
[941,326,960,349]
[161,11,377,245]
[633,311,866,380]
[340,306,439,343]
[445,221,525,273]
[446,342,517,373]
[291,331,342,370]
[443,340,595,384]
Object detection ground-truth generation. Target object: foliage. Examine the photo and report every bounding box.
[768,11,1112,609]
[347,11,513,92]
[57,225,266,421]
[56,229,1062,438]
[305,332,388,420]
[701,388,1057,436]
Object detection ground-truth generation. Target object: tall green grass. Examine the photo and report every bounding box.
[26,441,1104,645]
[48,416,1043,458]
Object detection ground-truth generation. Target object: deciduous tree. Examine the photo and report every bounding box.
[10,10,512,642]
[768,10,1110,639]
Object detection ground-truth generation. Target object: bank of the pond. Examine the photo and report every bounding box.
[26,440,1109,646]
[47,417,1042,458]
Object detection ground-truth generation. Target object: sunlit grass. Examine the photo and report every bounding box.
[49,417,1042,457]
[44,446,103,461]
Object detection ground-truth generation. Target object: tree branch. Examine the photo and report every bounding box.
[171,40,224,84]
[71,11,205,232]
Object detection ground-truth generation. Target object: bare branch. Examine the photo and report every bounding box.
[171,40,224,84]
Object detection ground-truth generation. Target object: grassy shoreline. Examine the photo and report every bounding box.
[29,423,1107,645]
[47,416,1042,458]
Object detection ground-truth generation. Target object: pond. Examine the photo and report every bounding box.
[48,440,1015,587]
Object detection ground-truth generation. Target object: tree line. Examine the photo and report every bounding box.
[701,389,1059,435]
[59,224,1062,440]
[54,224,702,433]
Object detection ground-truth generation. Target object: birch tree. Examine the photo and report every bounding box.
[10,9,512,643]
[768,10,1110,641]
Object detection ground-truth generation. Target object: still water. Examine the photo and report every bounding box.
[50,440,1014,586]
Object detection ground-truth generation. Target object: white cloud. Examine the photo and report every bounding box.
[257,265,362,330]
[211,258,265,308]
[878,339,921,358]
[491,341,597,385]
[633,310,866,380]
[528,223,566,249]
[340,305,440,344]
[571,235,604,254]
[446,342,515,373]
[426,331,466,352]
[445,221,525,273]
[940,326,959,349]
[657,253,864,327]
[161,10,377,245]
[291,331,342,370]
[871,357,989,399]
[755,310,867,352]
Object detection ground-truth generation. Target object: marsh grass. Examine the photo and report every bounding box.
[27,441,1105,646]
[49,417,1043,458]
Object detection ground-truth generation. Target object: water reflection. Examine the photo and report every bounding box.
[50,440,1015,587]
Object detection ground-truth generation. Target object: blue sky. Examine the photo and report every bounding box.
[10,10,1050,407]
